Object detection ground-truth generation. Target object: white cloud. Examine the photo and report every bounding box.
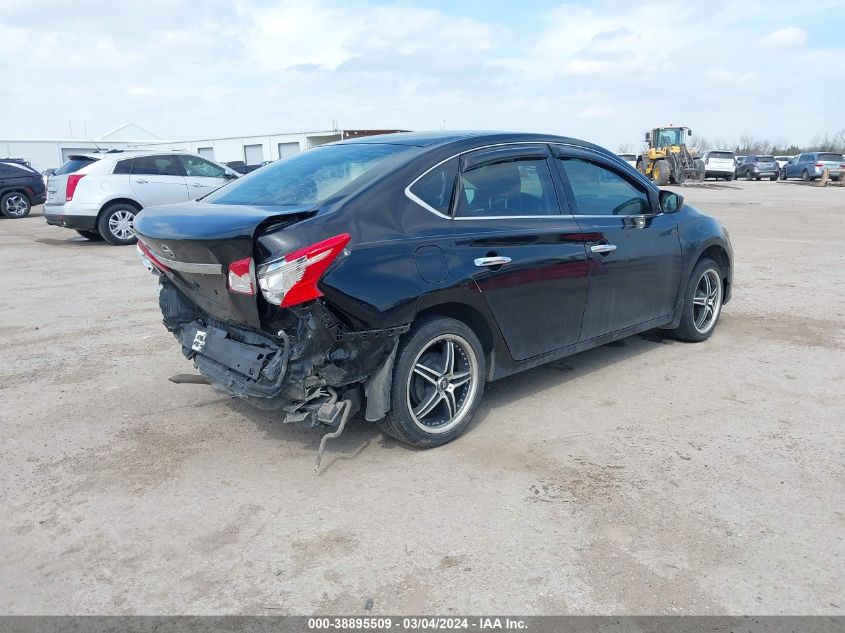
[0,1,842,151]
[760,27,807,49]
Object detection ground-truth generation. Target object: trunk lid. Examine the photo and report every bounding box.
[134,201,316,328]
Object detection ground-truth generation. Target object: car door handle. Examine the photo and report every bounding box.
[190,183,204,187]
[135,179,148,184]
[474,256,512,267]
[590,244,617,254]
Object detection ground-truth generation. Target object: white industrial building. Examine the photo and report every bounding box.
[0,123,401,172]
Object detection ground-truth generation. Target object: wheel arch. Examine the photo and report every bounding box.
[0,188,33,203]
[695,242,732,303]
[97,197,142,223]
[414,301,496,358]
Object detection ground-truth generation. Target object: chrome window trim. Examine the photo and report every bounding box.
[404,141,573,221]
[146,246,223,274]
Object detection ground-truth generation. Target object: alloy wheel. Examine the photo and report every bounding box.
[692,269,722,334]
[406,334,479,434]
[108,209,135,240]
[4,194,29,217]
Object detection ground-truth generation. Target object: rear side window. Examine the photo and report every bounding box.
[205,143,412,207]
[132,155,180,176]
[456,158,558,218]
[558,157,651,216]
[819,153,843,162]
[409,158,457,215]
[113,159,133,174]
[54,158,96,176]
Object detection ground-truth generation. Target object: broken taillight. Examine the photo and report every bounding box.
[257,233,351,307]
[227,257,255,295]
[66,174,86,201]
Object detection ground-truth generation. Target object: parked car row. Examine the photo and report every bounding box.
[684,150,845,183]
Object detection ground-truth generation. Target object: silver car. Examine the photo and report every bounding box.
[44,150,239,245]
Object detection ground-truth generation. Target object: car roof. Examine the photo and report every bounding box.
[335,130,595,149]
[65,149,197,162]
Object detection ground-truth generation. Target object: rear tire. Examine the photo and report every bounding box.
[97,202,139,246]
[745,171,752,181]
[802,170,810,182]
[75,229,102,240]
[725,174,734,181]
[670,258,724,343]
[1,192,31,218]
[769,175,777,181]
[382,316,486,448]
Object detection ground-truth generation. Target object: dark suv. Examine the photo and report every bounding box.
[735,155,780,181]
[0,158,47,218]
[134,132,732,451]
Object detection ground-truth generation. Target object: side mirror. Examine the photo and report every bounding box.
[224,172,238,179]
[659,190,683,213]
[645,132,651,142]
[687,129,693,136]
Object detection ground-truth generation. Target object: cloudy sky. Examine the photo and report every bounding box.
[2,0,843,149]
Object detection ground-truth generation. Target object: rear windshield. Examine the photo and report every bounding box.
[756,156,776,162]
[205,143,413,206]
[54,157,97,176]
[819,153,843,162]
[709,151,734,159]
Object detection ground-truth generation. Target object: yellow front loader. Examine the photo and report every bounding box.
[636,126,705,186]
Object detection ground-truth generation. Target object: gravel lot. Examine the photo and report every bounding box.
[1,181,843,615]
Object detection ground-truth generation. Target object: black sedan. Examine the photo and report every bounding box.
[134,131,733,451]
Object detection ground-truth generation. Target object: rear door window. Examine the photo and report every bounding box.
[455,158,558,217]
[132,155,181,176]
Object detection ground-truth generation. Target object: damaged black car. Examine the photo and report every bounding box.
[134,131,732,454]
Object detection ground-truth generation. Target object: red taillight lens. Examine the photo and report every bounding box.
[227,257,255,295]
[814,162,824,167]
[257,233,351,308]
[66,174,86,201]
[136,240,170,273]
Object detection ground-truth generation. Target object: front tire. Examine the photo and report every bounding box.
[1,192,32,218]
[653,160,671,186]
[671,258,724,342]
[381,316,486,448]
[98,202,139,245]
